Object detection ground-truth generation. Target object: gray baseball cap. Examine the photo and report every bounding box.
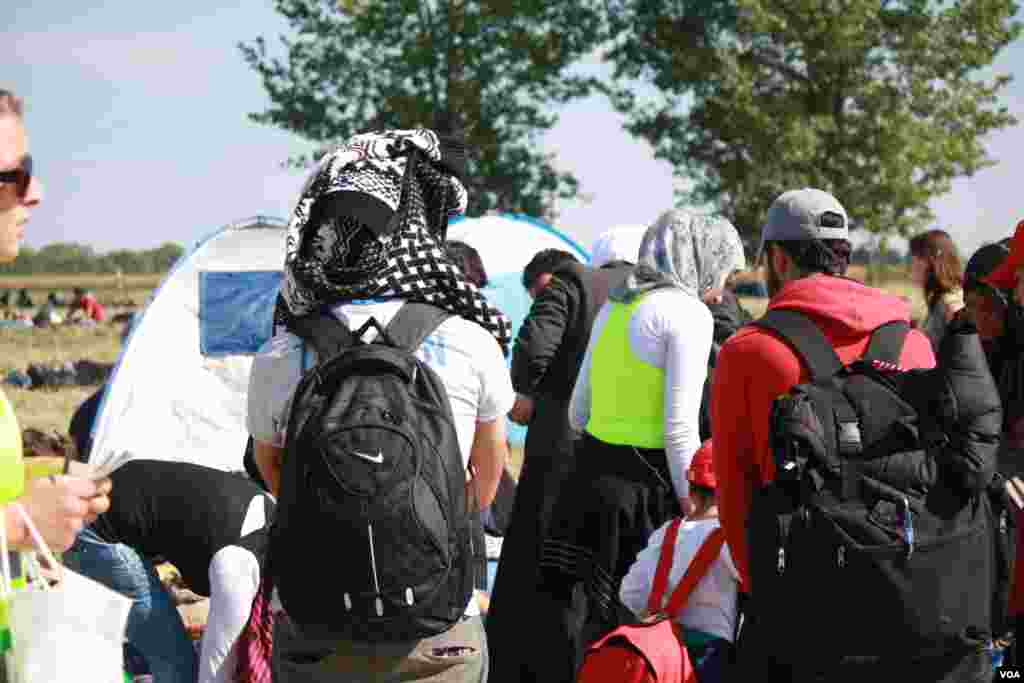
[757,188,849,262]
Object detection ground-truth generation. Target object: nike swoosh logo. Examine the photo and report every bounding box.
[352,450,384,464]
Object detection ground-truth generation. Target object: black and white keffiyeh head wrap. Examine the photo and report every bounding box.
[275,128,512,354]
[611,209,747,304]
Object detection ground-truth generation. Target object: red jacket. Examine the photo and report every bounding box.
[710,274,936,594]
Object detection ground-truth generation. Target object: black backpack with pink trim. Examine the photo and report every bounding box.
[745,310,1013,670]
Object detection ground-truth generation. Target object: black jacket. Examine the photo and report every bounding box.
[979,303,1024,478]
[699,290,753,440]
[511,262,632,401]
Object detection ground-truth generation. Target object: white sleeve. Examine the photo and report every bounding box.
[619,521,670,617]
[660,300,712,501]
[476,335,515,423]
[721,540,741,582]
[197,545,262,683]
[246,336,304,447]
[568,304,610,433]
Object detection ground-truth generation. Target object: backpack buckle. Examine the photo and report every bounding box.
[837,420,862,457]
[923,431,950,451]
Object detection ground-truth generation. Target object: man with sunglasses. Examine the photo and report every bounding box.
[0,89,111,553]
[0,92,39,261]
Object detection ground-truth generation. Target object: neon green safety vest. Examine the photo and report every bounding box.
[0,390,23,505]
[586,297,665,448]
[0,389,23,657]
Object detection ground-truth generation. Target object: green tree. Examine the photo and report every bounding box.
[146,243,186,272]
[102,250,147,274]
[239,0,604,219]
[35,243,97,273]
[606,0,1020,237]
[5,246,39,275]
[0,243,185,275]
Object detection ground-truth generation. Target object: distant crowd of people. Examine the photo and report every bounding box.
[0,286,107,326]
[4,82,1024,683]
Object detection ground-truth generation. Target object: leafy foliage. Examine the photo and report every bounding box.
[240,0,605,219]
[0,242,184,274]
[606,0,1021,237]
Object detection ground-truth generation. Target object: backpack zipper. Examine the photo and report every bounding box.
[777,512,793,574]
[367,522,384,616]
[902,496,915,559]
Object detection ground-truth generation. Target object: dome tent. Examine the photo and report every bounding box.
[88,213,589,475]
[89,216,289,474]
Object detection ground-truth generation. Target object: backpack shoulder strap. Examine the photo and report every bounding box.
[664,528,726,618]
[753,309,843,381]
[646,517,683,615]
[288,314,357,365]
[863,321,910,366]
[383,302,452,353]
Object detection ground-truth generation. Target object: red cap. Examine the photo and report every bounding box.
[984,220,1024,290]
[688,440,716,490]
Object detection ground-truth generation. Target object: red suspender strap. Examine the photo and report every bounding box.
[646,517,683,615]
[664,528,726,618]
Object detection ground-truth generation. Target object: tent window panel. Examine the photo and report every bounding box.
[199,271,282,356]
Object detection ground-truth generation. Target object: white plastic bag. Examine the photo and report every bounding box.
[2,503,132,683]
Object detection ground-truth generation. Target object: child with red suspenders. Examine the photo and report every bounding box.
[618,440,740,682]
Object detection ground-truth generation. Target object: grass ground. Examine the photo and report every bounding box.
[1,323,125,434]
[0,275,156,435]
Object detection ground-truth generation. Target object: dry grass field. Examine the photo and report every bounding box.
[0,273,161,309]
[0,275,159,435]
[1,269,922,471]
[0,324,125,434]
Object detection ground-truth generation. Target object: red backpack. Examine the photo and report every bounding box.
[576,519,725,683]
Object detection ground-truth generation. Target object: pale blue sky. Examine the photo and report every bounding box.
[4,1,1023,259]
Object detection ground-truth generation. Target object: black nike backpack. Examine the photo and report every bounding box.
[267,302,474,642]
[745,309,1014,669]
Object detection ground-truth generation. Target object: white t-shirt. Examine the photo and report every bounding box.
[619,518,740,643]
[568,288,712,500]
[246,299,515,617]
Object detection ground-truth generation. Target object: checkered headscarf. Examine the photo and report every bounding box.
[275,128,512,354]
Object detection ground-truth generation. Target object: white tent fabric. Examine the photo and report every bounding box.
[89,217,288,474]
[89,213,589,474]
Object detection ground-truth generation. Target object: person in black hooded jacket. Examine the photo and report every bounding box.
[699,282,753,440]
[961,238,1024,475]
[963,231,1024,666]
[486,244,634,683]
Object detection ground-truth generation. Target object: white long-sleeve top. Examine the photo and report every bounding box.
[620,518,740,642]
[568,288,712,500]
[198,495,267,683]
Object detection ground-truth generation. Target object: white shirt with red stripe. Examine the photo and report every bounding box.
[619,518,740,642]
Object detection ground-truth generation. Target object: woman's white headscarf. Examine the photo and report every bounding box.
[611,209,746,303]
[590,225,647,268]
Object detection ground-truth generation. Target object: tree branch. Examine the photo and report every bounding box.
[415,0,443,113]
[746,47,811,84]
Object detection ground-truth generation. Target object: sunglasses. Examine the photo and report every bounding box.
[0,155,32,199]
